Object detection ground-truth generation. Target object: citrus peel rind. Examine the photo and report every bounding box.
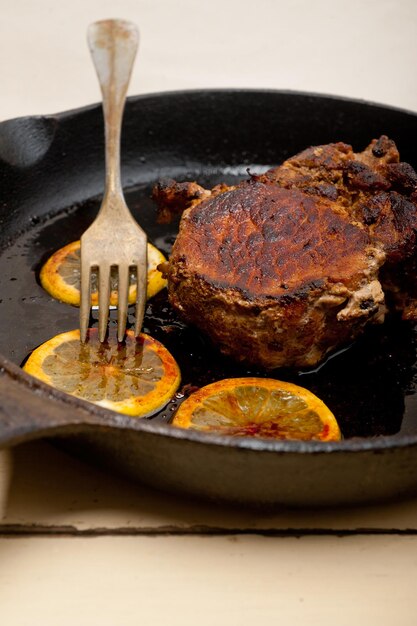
[23,329,181,418]
[40,240,167,306]
[172,377,341,441]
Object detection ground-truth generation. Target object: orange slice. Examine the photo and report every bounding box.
[40,240,167,306]
[23,328,180,417]
[172,377,340,441]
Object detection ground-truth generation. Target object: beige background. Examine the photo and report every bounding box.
[1,0,417,624]
[1,0,416,120]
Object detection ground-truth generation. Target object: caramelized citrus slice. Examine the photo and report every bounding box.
[40,240,167,306]
[23,328,180,417]
[172,378,340,441]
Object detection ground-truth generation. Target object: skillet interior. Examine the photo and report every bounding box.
[2,89,417,506]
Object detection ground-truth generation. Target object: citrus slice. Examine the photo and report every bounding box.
[23,328,180,417]
[172,377,340,441]
[40,240,167,306]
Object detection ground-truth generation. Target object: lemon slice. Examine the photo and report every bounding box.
[172,377,340,441]
[23,328,180,417]
[40,240,167,306]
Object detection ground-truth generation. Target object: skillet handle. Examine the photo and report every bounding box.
[0,367,103,448]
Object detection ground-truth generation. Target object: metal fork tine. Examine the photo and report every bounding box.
[80,258,92,343]
[98,263,111,342]
[80,20,145,344]
[117,265,130,342]
[134,257,147,337]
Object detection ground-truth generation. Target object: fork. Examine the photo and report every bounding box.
[80,19,147,343]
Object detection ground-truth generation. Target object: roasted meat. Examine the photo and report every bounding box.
[154,137,417,369]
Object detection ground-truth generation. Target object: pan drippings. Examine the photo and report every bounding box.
[1,181,417,439]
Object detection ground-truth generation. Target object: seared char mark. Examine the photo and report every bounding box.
[371,136,399,159]
[386,162,417,193]
[344,161,390,191]
[361,192,417,263]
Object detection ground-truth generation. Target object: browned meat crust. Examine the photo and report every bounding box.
[159,137,417,369]
[153,179,232,223]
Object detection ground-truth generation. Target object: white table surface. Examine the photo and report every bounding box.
[1,0,417,624]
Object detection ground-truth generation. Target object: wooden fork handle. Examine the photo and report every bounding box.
[87,20,139,196]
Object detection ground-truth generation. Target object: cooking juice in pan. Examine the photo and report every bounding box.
[1,181,417,439]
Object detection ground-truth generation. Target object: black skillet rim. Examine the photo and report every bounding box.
[4,86,415,124]
[2,87,417,455]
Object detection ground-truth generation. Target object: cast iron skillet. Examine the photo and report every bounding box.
[1,89,417,507]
